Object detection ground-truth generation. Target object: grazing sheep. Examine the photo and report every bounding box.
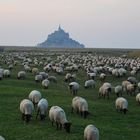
[84,124,99,140]
[32,67,39,75]
[39,72,49,79]
[3,69,10,77]
[69,82,79,95]
[48,76,57,83]
[87,72,96,80]
[127,76,137,85]
[29,90,42,105]
[122,80,131,92]
[72,96,89,118]
[84,79,95,88]
[64,73,75,82]
[24,65,31,72]
[99,83,112,99]
[35,74,43,82]
[115,97,128,114]
[20,99,34,123]
[49,106,72,133]
[99,73,106,81]
[36,98,48,120]
[42,79,50,89]
[136,93,140,104]
[115,85,123,97]
[17,71,26,79]
[126,83,135,96]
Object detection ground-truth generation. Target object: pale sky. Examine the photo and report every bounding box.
[0,0,140,48]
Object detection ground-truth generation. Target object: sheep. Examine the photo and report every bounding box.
[84,124,99,140]
[72,96,89,118]
[35,74,43,82]
[122,80,131,92]
[49,106,72,133]
[32,67,39,75]
[0,136,5,140]
[29,90,42,105]
[115,85,123,97]
[0,68,4,80]
[48,76,57,83]
[69,82,79,95]
[20,99,34,123]
[42,79,50,89]
[99,73,106,81]
[3,69,10,77]
[36,98,48,120]
[84,79,95,88]
[39,72,49,79]
[115,97,128,114]
[87,72,96,80]
[126,83,135,96]
[17,71,26,79]
[136,93,140,104]
[99,82,112,99]
[24,65,31,72]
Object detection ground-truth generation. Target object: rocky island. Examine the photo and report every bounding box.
[37,26,85,48]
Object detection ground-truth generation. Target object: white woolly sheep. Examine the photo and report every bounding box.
[39,72,49,79]
[69,82,79,95]
[17,71,26,79]
[99,82,112,99]
[136,93,140,104]
[3,69,10,77]
[48,76,57,83]
[126,83,135,96]
[122,80,131,92]
[99,73,106,81]
[35,74,43,82]
[115,85,123,97]
[29,90,42,105]
[84,79,95,88]
[115,97,128,114]
[84,124,99,140]
[32,67,39,75]
[42,79,50,89]
[24,65,31,72]
[20,99,34,123]
[72,96,89,118]
[49,106,72,133]
[64,73,75,82]
[87,72,96,80]
[0,68,4,80]
[36,98,48,120]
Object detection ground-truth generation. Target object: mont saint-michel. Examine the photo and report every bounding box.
[37,26,85,48]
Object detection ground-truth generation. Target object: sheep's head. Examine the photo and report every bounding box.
[63,122,72,133]
[40,114,46,121]
[123,109,128,114]
[83,111,90,118]
[25,114,32,123]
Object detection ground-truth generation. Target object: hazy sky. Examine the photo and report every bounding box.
[0,0,140,48]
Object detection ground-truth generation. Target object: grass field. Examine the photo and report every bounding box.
[0,48,140,140]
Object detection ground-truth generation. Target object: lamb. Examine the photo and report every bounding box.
[72,96,89,118]
[20,99,34,123]
[84,79,95,88]
[115,97,128,114]
[69,82,79,95]
[49,106,72,133]
[84,124,99,140]
[42,79,50,89]
[36,98,48,120]
[35,74,43,82]
[29,90,42,105]
[115,85,123,97]
[17,71,26,79]
[136,93,140,104]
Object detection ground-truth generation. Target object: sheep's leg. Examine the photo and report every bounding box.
[56,122,59,130]
[51,121,54,126]
[60,123,62,130]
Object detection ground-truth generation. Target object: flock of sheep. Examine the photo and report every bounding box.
[0,51,140,140]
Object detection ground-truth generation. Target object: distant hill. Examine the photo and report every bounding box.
[37,26,85,48]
